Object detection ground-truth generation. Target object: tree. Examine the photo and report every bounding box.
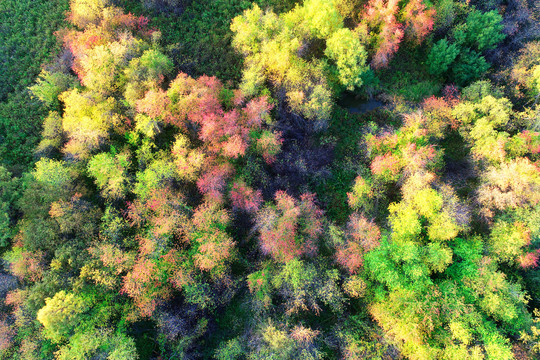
[231,1,368,123]
[215,338,243,360]
[88,152,131,200]
[37,291,89,342]
[77,37,144,95]
[33,158,72,189]
[452,93,513,163]
[133,157,177,200]
[477,158,540,216]
[16,165,73,252]
[427,38,459,76]
[0,166,21,247]
[401,0,435,43]
[361,0,403,69]
[229,181,263,214]
[459,10,505,52]
[197,162,234,204]
[360,0,435,68]
[36,111,64,158]
[325,28,368,90]
[509,41,540,101]
[121,256,173,317]
[334,214,381,274]
[301,0,344,39]
[347,175,381,214]
[189,202,235,276]
[69,0,109,29]
[0,319,14,354]
[257,192,323,263]
[268,259,345,315]
[488,219,533,266]
[62,1,155,93]
[123,49,173,107]
[49,194,101,245]
[29,70,78,107]
[171,134,205,181]
[255,130,283,164]
[60,89,121,159]
[127,186,189,240]
[55,328,139,360]
[451,49,490,87]
[248,321,324,359]
[364,113,444,183]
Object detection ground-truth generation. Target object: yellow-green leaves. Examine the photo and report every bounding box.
[37,291,88,342]
[231,0,367,124]
[325,28,367,90]
[87,152,131,200]
[60,89,120,158]
[34,159,72,188]
[302,0,343,39]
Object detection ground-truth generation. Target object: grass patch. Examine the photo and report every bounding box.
[315,108,368,224]
[0,0,69,172]
[378,45,443,102]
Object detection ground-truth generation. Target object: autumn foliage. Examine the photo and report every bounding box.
[257,192,323,263]
[335,214,380,274]
[3,0,540,359]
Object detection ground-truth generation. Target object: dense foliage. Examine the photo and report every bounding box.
[1,0,539,359]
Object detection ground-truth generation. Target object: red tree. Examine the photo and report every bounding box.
[229,181,263,213]
[257,192,323,263]
[336,214,381,274]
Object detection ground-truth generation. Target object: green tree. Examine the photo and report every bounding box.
[36,111,64,158]
[459,10,506,52]
[325,28,368,90]
[55,328,139,360]
[0,166,21,247]
[427,38,459,76]
[29,70,78,107]
[87,152,131,200]
[451,49,490,86]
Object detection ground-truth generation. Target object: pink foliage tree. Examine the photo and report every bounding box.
[402,0,435,43]
[257,191,323,263]
[336,214,381,274]
[229,181,263,213]
[361,0,434,68]
[196,162,234,204]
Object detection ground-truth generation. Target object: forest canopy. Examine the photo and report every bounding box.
[0,0,539,359]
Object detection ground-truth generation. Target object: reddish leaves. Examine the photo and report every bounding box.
[137,89,172,122]
[122,257,169,317]
[197,162,234,204]
[163,73,276,159]
[370,153,402,181]
[257,191,323,263]
[230,181,263,213]
[361,0,435,68]
[336,214,381,274]
[363,0,403,69]
[402,0,435,43]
